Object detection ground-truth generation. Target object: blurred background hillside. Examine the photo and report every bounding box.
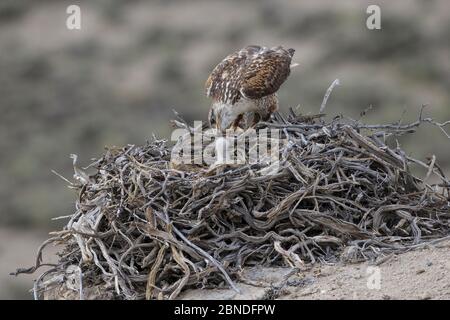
[1,0,449,299]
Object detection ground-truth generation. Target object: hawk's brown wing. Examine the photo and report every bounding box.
[205,46,294,103]
[240,46,294,100]
[205,48,247,104]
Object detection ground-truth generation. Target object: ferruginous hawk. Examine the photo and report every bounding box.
[205,45,296,132]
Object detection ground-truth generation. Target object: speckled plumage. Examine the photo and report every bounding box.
[205,45,295,132]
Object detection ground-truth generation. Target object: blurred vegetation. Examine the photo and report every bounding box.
[0,0,449,230]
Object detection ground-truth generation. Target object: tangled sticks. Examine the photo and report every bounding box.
[16,107,450,300]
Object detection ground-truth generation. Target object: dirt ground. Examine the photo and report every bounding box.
[180,240,450,300]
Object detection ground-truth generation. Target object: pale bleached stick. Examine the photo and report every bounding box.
[320,78,340,113]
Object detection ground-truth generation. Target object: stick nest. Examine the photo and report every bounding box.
[15,109,450,300]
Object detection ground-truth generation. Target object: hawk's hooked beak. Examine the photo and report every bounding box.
[290,62,300,69]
